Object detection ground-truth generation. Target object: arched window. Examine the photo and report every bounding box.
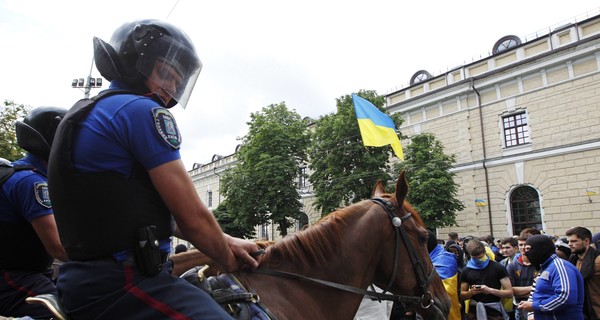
[493,35,522,55]
[296,213,309,231]
[410,70,432,85]
[510,186,542,235]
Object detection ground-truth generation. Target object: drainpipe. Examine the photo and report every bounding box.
[470,79,494,237]
[213,167,221,204]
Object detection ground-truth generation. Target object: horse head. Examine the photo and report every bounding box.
[371,171,450,319]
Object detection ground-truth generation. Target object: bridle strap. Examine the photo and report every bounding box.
[370,198,435,307]
[252,268,423,304]
[371,198,402,292]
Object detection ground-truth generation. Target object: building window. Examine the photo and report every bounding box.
[259,223,270,240]
[296,213,309,231]
[493,35,522,54]
[510,186,543,235]
[410,70,432,85]
[297,166,307,189]
[502,112,530,147]
[207,191,213,207]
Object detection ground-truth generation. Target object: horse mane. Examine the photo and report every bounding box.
[263,200,373,268]
[261,193,425,269]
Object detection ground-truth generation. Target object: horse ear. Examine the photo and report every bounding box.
[372,180,385,197]
[395,171,409,203]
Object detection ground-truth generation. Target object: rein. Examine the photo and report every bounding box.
[251,268,423,304]
[251,197,436,309]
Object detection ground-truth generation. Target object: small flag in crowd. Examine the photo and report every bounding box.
[352,93,404,159]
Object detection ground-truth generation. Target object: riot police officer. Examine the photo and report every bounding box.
[48,19,261,319]
[0,106,68,318]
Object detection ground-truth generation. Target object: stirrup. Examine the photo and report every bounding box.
[25,293,70,320]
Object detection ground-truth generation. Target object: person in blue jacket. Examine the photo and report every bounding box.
[517,234,584,319]
[0,106,68,318]
[48,19,262,319]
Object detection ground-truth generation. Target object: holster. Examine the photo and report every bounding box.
[133,226,163,276]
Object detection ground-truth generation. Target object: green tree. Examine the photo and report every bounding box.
[213,201,255,239]
[394,132,464,228]
[0,100,30,160]
[308,90,405,215]
[221,103,310,237]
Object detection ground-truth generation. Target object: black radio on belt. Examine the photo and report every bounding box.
[133,226,163,276]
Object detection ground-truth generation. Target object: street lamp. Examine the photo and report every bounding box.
[71,76,103,99]
[72,57,103,99]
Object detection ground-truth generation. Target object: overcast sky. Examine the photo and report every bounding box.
[1,1,599,169]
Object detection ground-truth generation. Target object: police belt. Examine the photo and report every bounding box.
[106,251,169,267]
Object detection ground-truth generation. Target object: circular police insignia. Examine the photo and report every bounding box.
[152,108,181,149]
[34,181,52,208]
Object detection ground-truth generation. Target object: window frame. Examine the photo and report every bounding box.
[509,185,543,235]
[502,111,531,148]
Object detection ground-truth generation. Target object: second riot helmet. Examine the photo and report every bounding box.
[16,106,67,162]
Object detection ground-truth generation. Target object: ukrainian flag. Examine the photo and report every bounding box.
[352,94,404,159]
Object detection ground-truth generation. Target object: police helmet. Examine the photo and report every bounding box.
[93,19,202,108]
[15,106,67,162]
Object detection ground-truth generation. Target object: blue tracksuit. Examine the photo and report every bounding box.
[531,254,584,319]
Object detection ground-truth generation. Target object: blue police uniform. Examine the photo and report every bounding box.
[52,82,232,319]
[0,154,57,318]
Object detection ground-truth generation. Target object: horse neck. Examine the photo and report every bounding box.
[237,204,390,319]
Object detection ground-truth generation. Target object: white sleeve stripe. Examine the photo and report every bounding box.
[540,256,571,311]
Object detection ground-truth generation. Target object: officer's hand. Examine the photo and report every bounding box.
[224,234,262,270]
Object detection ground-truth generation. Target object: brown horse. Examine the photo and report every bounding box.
[172,172,450,319]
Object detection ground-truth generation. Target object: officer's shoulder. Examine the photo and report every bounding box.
[1,166,44,190]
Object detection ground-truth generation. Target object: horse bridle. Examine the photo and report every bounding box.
[370,197,436,309]
[252,197,439,310]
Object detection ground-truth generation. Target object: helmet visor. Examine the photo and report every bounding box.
[136,34,202,108]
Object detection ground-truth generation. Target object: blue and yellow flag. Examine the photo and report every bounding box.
[352,94,404,159]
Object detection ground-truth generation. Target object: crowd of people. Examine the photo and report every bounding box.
[435,227,599,320]
[388,227,600,320]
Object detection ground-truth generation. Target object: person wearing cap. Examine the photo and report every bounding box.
[555,238,572,260]
[0,107,69,318]
[566,226,600,319]
[517,234,584,319]
[174,244,188,254]
[592,232,600,250]
[48,19,262,319]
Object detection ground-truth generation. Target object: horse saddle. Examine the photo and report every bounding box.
[180,265,274,320]
[26,293,70,320]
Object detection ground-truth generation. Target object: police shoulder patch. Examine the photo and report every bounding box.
[34,181,52,208]
[152,108,181,149]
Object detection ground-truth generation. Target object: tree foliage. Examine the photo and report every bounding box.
[213,201,255,239]
[221,103,310,237]
[308,90,405,215]
[394,132,464,229]
[0,100,30,161]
